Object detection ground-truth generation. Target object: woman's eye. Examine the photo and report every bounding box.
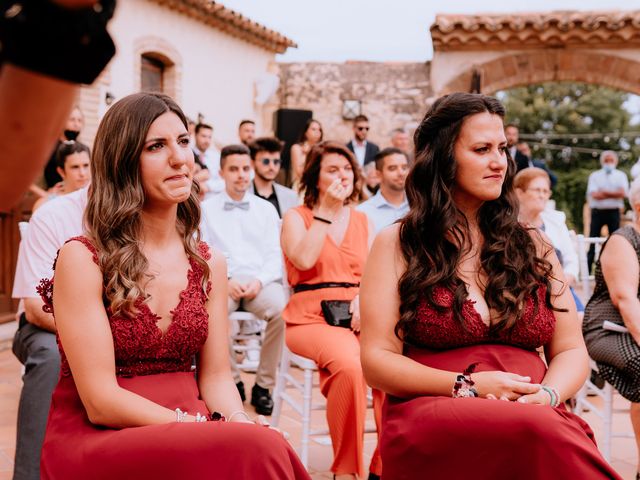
[179,138,190,146]
[148,143,163,151]
[499,146,507,153]
[476,147,488,153]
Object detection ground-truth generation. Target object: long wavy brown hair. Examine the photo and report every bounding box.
[85,92,209,318]
[396,92,562,342]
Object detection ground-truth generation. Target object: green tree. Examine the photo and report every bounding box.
[497,82,638,230]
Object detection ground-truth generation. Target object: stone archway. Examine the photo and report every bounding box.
[430,11,640,97]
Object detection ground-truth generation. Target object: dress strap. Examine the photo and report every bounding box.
[64,236,100,266]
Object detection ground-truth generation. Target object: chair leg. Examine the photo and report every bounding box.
[300,366,313,469]
[602,383,613,462]
[271,348,290,428]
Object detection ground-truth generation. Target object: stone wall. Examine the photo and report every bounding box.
[276,61,433,147]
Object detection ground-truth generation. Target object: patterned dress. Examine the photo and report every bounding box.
[583,225,640,402]
[37,236,310,480]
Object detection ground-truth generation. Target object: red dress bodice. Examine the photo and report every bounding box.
[405,284,556,350]
[38,236,212,377]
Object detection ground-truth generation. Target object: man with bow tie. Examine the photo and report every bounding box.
[200,144,285,416]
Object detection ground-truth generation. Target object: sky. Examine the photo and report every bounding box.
[222,0,640,121]
[221,0,640,63]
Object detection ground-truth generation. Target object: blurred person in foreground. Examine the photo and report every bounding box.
[360,92,620,480]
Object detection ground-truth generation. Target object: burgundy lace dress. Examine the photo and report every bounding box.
[380,285,622,480]
[37,237,309,480]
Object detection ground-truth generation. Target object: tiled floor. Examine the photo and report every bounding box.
[0,320,637,479]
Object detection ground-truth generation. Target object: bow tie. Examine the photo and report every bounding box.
[224,201,250,211]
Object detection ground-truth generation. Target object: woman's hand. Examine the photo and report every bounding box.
[350,295,361,333]
[516,389,552,406]
[318,179,349,218]
[472,371,541,401]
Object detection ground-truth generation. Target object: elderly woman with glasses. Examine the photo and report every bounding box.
[514,167,583,312]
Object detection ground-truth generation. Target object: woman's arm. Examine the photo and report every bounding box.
[360,226,539,399]
[532,232,589,403]
[197,249,249,421]
[281,182,347,271]
[54,241,190,427]
[600,234,640,344]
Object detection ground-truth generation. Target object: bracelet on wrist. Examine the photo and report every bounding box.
[541,386,561,407]
[228,410,251,422]
[175,408,188,422]
[452,362,479,398]
[312,215,332,225]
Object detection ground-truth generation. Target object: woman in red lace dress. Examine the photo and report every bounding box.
[37,93,309,480]
[359,93,621,479]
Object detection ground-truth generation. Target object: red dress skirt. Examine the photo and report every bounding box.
[381,345,622,480]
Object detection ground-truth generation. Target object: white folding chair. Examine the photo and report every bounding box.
[575,234,606,302]
[573,360,633,462]
[229,311,265,372]
[271,346,377,469]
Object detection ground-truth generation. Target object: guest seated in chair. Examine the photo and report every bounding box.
[359,92,621,480]
[514,167,584,313]
[200,144,285,415]
[37,93,309,480]
[281,141,383,480]
[583,176,640,480]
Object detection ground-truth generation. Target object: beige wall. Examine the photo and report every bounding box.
[80,0,278,147]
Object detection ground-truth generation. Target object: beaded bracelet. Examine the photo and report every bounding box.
[452,362,480,398]
[541,386,561,407]
[175,408,188,422]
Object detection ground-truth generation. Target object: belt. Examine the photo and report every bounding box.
[292,282,359,294]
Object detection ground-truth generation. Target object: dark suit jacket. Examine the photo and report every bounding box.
[515,152,558,188]
[346,140,380,166]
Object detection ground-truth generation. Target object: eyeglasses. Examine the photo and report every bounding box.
[356,126,369,131]
[527,188,551,197]
[260,157,281,166]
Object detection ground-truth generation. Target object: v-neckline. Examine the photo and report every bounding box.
[142,257,195,338]
[325,209,353,249]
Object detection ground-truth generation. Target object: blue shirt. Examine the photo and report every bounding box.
[357,190,409,234]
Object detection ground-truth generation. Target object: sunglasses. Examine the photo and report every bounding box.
[356,126,370,131]
[261,157,281,166]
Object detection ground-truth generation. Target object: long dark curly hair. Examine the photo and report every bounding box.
[396,92,561,342]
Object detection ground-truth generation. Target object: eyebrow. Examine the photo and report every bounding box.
[144,132,189,144]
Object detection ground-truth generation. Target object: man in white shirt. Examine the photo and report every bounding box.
[193,123,224,196]
[200,144,284,416]
[12,187,86,480]
[357,148,410,234]
[586,150,629,270]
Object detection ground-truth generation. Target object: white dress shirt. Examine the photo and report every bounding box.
[352,140,367,167]
[357,190,409,234]
[194,146,225,195]
[13,187,87,300]
[586,168,629,209]
[200,191,282,286]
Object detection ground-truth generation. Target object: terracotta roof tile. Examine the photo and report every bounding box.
[148,0,297,54]
[431,10,640,50]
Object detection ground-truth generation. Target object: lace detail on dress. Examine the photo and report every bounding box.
[37,237,213,378]
[407,284,555,350]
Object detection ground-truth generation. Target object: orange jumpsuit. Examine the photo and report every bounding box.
[283,206,383,478]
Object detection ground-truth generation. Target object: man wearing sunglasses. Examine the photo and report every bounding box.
[249,137,299,218]
[346,114,380,168]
